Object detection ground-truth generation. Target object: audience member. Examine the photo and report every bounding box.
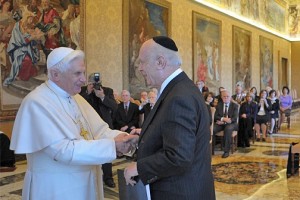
[268,89,279,134]
[114,90,139,133]
[139,91,148,104]
[238,92,257,147]
[139,91,157,124]
[213,90,239,158]
[0,131,16,172]
[196,80,209,93]
[279,86,293,129]
[265,86,272,94]
[254,90,271,141]
[232,85,244,105]
[151,88,158,96]
[250,86,260,103]
[203,91,214,125]
[213,86,225,107]
[113,89,122,104]
[79,73,118,188]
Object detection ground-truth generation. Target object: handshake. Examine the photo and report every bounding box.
[114,133,139,156]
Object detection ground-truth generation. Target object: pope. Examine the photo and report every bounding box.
[10,47,138,200]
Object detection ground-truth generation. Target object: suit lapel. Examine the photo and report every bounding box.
[139,72,187,142]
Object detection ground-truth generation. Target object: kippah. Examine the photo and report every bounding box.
[153,36,178,51]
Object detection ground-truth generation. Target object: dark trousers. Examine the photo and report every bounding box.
[102,163,113,181]
[238,118,253,147]
[213,123,237,153]
[286,143,299,177]
[0,134,15,167]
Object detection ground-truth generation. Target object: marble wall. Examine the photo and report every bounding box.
[83,0,291,95]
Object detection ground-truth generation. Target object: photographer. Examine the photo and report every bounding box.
[80,73,118,188]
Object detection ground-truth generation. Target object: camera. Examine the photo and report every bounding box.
[93,73,102,90]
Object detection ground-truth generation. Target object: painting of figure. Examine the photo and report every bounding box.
[288,5,300,37]
[192,12,221,94]
[232,26,251,91]
[204,0,286,33]
[260,36,273,89]
[0,0,81,119]
[123,0,170,98]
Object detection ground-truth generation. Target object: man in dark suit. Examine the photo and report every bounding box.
[231,85,244,105]
[114,90,139,133]
[196,80,209,93]
[139,91,157,125]
[213,90,239,158]
[79,73,118,188]
[124,36,215,200]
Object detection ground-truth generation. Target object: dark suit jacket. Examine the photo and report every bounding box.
[114,102,139,132]
[214,101,239,124]
[256,98,271,118]
[139,103,152,122]
[232,94,244,104]
[79,86,117,128]
[269,98,279,118]
[239,101,257,121]
[200,86,209,93]
[137,72,215,200]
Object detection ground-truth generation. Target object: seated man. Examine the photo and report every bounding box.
[213,90,239,158]
[139,91,148,105]
[232,85,244,105]
[196,80,209,93]
[114,90,139,133]
[139,91,157,125]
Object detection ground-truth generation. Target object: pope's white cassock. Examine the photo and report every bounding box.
[10,80,122,200]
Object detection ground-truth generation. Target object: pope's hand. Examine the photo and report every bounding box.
[114,133,139,156]
[124,162,138,186]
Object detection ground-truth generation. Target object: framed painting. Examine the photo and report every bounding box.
[0,0,84,120]
[232,26,251,91]
[123,0,171,98]
[192,11,221,94]
[260,36,273,89]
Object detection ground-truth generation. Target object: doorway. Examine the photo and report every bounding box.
[280,58,288,91]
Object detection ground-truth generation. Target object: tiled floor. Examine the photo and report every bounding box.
[1,111,300,200]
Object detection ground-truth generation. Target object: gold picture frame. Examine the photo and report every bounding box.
[259,36,273,89]
[122,0,171,98]
[0,0,84,120]
[232,26,252,90]
[192,11,222,94]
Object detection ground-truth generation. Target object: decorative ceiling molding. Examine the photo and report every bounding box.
[194,0,300,41]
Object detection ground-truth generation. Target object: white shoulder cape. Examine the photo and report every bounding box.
[10,83,120,153]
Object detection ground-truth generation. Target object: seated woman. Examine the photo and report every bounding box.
[203,91,214,125]
[279,86,293,129]
[238,92,257,147]
[268,89,279,134]
[254,90,271,142]
[250,86,260,103]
